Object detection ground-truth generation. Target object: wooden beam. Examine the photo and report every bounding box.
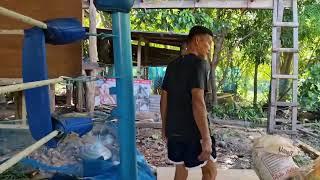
[86,0,98,113]
[76,81,84,112]
[66,83,73,106]
[133,0,292,9]
[297,140,320,159]
[136,122,162,129]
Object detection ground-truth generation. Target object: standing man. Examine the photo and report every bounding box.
[160,26,217,180]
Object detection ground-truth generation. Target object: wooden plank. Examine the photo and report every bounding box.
[273,22,299,27]
[272,48,298,53]
[297,140,320,159]
[133,0,292,9]
[269,129,297,135]
[209,117,256,127]
[0,0,82,78]
[268,0,284,133]
[136,122,162,129]
[292,0,299,132]
[298,128,320,139]
[275,101,298,107]
[272,74,298,79]
[292,0,299,24]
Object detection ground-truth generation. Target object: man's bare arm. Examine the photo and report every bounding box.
[191,88,210,140]
[160,90,168,139]
[192,88,212,161]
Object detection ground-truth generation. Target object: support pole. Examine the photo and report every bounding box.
[137,37,142,79]
[0,130,59,174]
[112,12,137,180]
[86,0,98,112]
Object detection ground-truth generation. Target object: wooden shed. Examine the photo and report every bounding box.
[96,28,188,66]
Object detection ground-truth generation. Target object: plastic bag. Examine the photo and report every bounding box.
[252,135,301,180]
[22,121,155,180]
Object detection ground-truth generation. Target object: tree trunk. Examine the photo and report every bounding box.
[211,66,218,105]
[211,31,226,106]
[253,62,259,106]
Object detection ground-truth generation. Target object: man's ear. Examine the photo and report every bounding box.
[195,36,200,45]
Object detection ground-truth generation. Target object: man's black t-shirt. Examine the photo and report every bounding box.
[162,54,210,141]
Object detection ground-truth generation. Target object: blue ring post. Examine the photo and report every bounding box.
[111,12,137,180]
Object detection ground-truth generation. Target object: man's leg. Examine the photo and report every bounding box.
[201,159,217,180]
[175,164,188,180]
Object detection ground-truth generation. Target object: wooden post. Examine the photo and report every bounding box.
[21,93,27,126]
[76,81,84,112]
[49,84,55,113]
[16,91,22,119]
[66,83,73,106]
[137,37,143,79]
[144,40,150,79]
[16,92,27,125]
[144,40,150,65]
[86,0,98,112]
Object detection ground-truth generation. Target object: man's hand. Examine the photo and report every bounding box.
[198,138,212,161]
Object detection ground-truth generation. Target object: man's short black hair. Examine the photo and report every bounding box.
[187,25,214,42]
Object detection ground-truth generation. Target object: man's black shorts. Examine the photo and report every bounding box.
[167,136,217,168]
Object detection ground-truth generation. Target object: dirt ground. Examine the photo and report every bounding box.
[136,124,266,169]
[136,123,319,170]
[0,104,319,180]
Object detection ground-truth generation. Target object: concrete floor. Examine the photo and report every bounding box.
[157,167,259,180]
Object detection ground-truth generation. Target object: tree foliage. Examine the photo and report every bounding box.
[92,1,320,114]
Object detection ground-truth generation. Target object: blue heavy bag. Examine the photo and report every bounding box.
[45,18,87,45]
[94,0,134,13]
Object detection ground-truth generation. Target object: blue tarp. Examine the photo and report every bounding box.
[22,122,156,180]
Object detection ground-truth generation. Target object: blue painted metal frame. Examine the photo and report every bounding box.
[111,12,137,180]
